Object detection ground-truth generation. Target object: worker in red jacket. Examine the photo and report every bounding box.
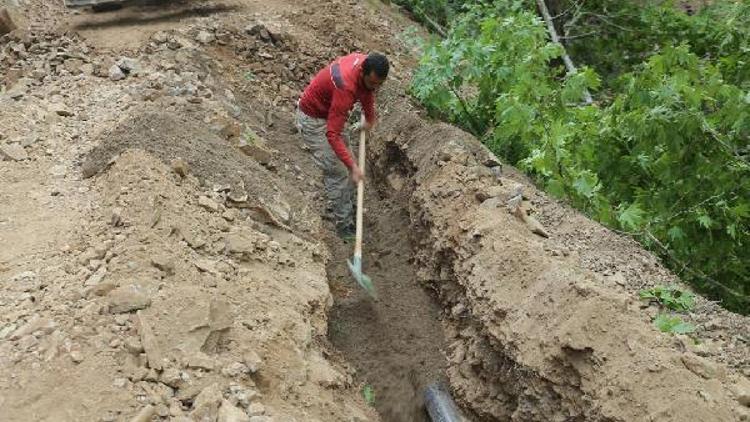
[296,52,389,237]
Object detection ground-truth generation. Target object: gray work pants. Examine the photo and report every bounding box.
[295,107,357,231]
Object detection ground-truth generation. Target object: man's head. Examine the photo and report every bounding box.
[362,53,389,91]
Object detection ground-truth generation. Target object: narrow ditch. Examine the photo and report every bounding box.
[325,143,450,421]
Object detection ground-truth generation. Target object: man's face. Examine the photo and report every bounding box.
[363,71,385,91]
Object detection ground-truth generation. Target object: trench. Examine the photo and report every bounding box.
[325,143,451,421]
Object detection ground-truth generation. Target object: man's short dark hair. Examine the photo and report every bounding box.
[363,53,389,79]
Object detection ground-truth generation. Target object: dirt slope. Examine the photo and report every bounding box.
[1,0,748,421]
[373,109,750,421]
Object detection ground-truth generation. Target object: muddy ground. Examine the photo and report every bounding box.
[1,0,749,421]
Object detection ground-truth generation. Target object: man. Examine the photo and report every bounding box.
[296,52,389,236]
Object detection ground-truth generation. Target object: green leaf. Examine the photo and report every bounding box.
[362,385,375,406]
[654,313,695,334]
[618,203,646,231]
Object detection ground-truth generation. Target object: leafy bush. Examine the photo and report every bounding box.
[640,285,696,312]
[653,313,696,334]
[408,1,750,313]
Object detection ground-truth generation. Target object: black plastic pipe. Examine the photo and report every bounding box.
[424,383,463,422]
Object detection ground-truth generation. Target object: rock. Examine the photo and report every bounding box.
[124,336,144,354]
[222,362,249,378]
[111,208,124,227]
[0,8,16,36]
[70,350,84,363]
[49,102,73,117]
[247,403,265,417]
[243,351,263,374]
[159,367,185,388]
[249,416,272,422]
[117,57,139,73]
[475,185,505,202]
[109,64,126,81]
[86,281,116,298]
[151,256,175,275]
[107,285,151,313]
[386,173,404,191]
[192,383,223,422]
[196,30,216,44]
[152,31,169,43]
[198,196,220,212]
[171,158,189,177]
[218,400,250,422]
[681,353,722,380]
[185,352,215,371]
[0,143,28,161]
[238,131,273,164]
[85,266,107,286]
[129,405,155,422]
[10,316,57,340]
[730,378,750,407]
[193,258,219,274]
[137,311,166,370]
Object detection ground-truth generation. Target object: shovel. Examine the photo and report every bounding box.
[347,115,376,298]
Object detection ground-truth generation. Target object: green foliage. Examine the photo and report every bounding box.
[653,313,696,334]
[639,285,696,312]
[362,384,376,406]
[409,1,750,313]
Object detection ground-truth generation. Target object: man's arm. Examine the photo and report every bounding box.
[326,90,356,169]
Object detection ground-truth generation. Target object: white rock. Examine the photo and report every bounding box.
[0,143,28,161]
[196,30,216,44]
[218,400,250,422]
[109,64,126,81]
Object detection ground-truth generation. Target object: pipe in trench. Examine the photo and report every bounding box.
[424,383,464,422]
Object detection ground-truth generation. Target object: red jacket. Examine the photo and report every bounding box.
[299,53,376,169]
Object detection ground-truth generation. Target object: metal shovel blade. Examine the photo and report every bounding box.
[347,255,376,298]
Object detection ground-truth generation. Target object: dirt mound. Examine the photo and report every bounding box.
[373,111,750,421]
[81,107,317,235]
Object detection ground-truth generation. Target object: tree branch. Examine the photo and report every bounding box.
[536,0,594,105]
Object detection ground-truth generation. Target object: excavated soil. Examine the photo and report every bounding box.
[1,0,749,421]
[327,181,448,421]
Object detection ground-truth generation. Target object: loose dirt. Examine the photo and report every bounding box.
[1,0,748,421]
[327,182,448,422]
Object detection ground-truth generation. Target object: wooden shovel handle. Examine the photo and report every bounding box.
[354,115,366,257]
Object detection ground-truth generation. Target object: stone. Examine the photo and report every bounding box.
[222,362,249,378]
[159,367,185,388]
[137,311,166,370]
[130,405,156,422]
[86,281,116,298]
[151,256,175,275]
[70,350,84,363]
[109,64,126,81]
[198,196,220,212]
[124,336,144,354]
[117,57,139,73]
[111,208,124,227]
[193,258,219,274]
[249,417,272,422]
[0,8,16,35]
[243,350,263,374]
[85,266,107,286]
[50,102,73,117]
[681,353,722,380]
[475,185,505,202]
[10,316,57,340]
[107,285,151,313]
[171,158,189,177]
[247,403,265,416]
[185,352,215,371]
[730,378,750,407]
[238,131,272,165]
[192,383,223,422]
[196,30,216,44]
[0,143,28,161]
[218,400,251,422]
